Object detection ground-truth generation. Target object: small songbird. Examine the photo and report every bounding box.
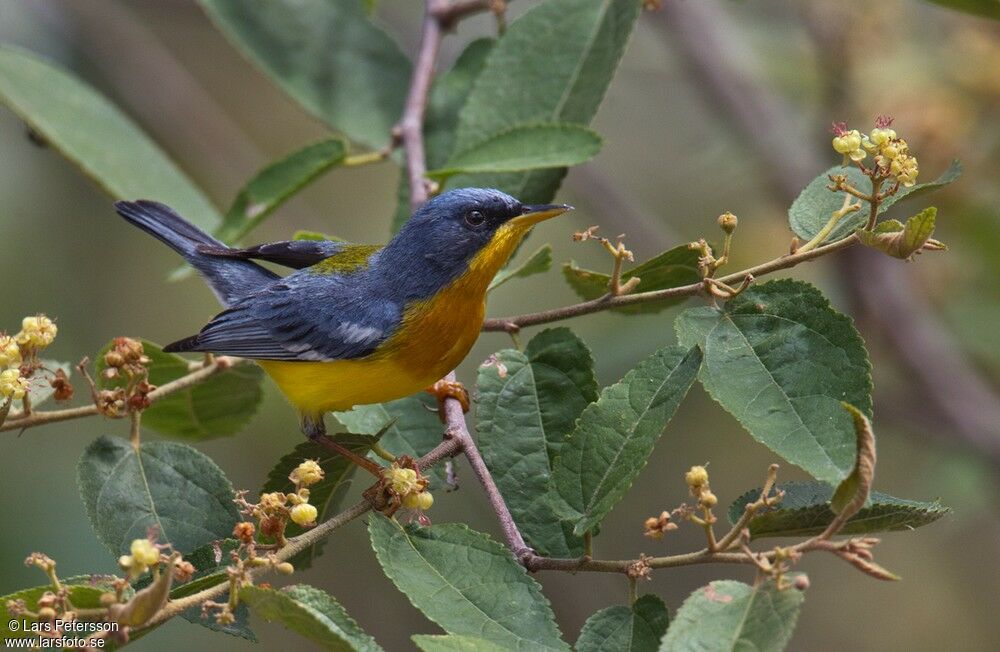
[115,188,570,442]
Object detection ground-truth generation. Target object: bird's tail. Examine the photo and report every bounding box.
[115,200,277,306]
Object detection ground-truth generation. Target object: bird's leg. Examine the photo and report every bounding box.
[300,413,383,477]
[426,379,470,422]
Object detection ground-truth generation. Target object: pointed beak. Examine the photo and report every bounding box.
[509,203,573,227]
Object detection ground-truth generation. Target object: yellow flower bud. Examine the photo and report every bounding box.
[276,562,295,575]
[685,465,709,488]
[289,459,325,487]
[717,212,738,235]
[130,538,160,566]
[386,467,420,496]
[289,502,318,526]
[0,368,29,400]
[0,335,20,368]
[700,490,718,508]
[16,314,57,349]
[417,492,434,511]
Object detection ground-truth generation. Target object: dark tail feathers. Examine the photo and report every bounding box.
[116,200,277,306]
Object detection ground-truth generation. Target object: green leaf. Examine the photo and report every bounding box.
[241,584,382,651]
[788,160,961,244]
[427,125,602,181]
[215,139,347,243]
[368,516,569,651]
[659,580,803,652]
[77,435,240,555]
[0,46,220,230]
[393,38,495,234]
[477,328,598,556]
[413,635,510,652]
[261,434,378,566]
[96,339,263,440]
[562,245,702,314]
[555,346,702,536]
[1,584,107,642]
[333,395,447,484]
[196,0,410,150]
[489,244,553,292]
[925,0,1000,20]
[728,481,950,539]
[858,207,943,260]
[447,0,642,203]
[675,279,873,485]
[577,594,669,652]
[294,230,344,242]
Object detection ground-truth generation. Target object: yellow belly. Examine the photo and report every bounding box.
[257,219,530,416]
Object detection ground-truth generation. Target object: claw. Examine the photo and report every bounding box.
[426,379,470,421]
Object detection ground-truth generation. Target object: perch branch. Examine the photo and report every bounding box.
[1,356,241,432]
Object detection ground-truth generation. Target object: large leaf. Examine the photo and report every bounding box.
[197,0,410,150]
[562,245,702,314]
[1,584,107,643]
[447,0,642,203]
[489,244,553,292]
[77,435,240,555]
[477,328,598,556]
[413,635,510,652]
[215,138,347,243]
[427,125,602,181]
[261,434,377,566]
[659,580,803,652]
[333,395,446,484]
[0,46,220,229]
[368,516,569,651]
[675,280,872,485]
[97,339,263,440]
[555,346,702,536]
[241,584,381,651]
[392,38,495,233]
[788,160,961,244]
[577,595,669,652]
[728,481,950,539]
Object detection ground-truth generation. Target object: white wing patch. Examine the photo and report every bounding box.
[338,321,383,345]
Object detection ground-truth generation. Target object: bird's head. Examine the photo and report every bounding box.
[385,188,571,293]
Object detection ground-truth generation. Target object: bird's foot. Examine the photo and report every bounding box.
[301,413,383,477]
[426,379,470,422]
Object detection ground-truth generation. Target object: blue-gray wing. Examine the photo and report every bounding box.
[165,271,401,361]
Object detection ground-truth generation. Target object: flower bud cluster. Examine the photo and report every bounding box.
[384,462,434,514]
[685,465,717,509]
[1,314,61,403]
[832,117,919,187]
[118,537,163,579]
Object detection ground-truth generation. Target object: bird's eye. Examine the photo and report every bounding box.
[465,210,486,227]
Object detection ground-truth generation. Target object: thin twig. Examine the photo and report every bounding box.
[482,233,858,331]
[1,356,240,432]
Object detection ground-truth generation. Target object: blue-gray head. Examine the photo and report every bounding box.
[379,188,571,297]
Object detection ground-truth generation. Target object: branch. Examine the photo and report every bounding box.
[482,233,858,331]
[1,356,241,433]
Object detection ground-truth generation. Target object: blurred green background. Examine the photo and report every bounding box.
[1,1,998,650]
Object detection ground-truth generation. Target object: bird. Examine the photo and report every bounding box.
[115,188,570,449]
